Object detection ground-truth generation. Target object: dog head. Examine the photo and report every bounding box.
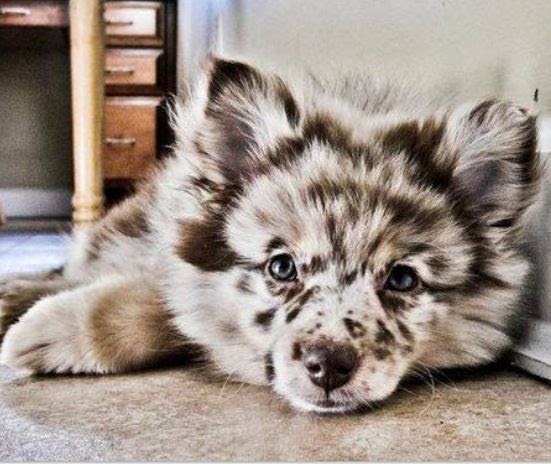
[160,58,540,412]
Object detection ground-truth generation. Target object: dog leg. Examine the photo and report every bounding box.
[0,273,72,344]
[0,275,190,375]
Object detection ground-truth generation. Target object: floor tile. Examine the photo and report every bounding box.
[0,232,34,253]
[0,232,69,276]
[22,233,71,250]
[0,250,67,276]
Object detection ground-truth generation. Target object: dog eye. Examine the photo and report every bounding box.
[268,254,297,282]
[385,264,418,292]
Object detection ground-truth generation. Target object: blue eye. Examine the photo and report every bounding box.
[385,265,418,292]
[268,254,297,282]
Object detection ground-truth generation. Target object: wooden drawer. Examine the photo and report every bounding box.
[105,48,163,94]
[104,1,163,47]
[0,1,68,27]
[103,97,161,180]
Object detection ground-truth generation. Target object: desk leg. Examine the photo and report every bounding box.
[70,0,104,224]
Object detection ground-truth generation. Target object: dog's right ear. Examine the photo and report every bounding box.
[192,57,301,183]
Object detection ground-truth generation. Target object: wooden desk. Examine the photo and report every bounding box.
[1,0,104,224]
[0,0,176,224]
[70,0,105,224]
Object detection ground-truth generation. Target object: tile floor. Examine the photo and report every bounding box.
[0,226,70,276]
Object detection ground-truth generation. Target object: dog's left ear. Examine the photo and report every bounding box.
[195,57,300,183]
[445,100,541,238]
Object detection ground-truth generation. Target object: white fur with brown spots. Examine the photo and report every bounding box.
[0,57,541,413]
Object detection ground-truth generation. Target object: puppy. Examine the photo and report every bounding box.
[0,58,541,413]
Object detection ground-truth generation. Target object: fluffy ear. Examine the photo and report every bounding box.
[445,100,541,237]
[194,57,301,183]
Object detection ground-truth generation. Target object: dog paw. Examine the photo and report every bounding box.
[0,335,52,375]
[1,296,79,374]
[1,329,45,376]
[0,292,106,375]
[0,276,70,346]
[0,279,36,344]
[0,296,62,374]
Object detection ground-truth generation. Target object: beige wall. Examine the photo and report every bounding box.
[218,0,551,112]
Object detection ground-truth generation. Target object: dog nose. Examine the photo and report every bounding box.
[302,341,359,393]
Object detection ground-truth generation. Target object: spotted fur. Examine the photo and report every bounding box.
[0,57,542,413]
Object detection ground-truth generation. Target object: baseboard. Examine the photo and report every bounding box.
[0,188,72,218]
[513,319,551,381]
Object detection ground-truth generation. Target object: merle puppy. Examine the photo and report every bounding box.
[0,57,541,413]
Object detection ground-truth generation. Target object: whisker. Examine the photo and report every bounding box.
[418,365,436,414]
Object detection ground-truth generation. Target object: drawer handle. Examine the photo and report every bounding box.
[105,137,136,146]
[105,18,134,26]
[105,67,135,75]
[0,7,31,16]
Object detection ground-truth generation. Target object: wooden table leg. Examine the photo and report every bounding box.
[69,0,105,224]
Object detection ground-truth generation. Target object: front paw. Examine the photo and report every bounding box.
[0,279,35,344]
[0,276,61,343]
[0,296,100,375]
[0,302,59,374]
[0,330,51,375]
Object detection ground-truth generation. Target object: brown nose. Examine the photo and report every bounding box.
[302,341,359,393]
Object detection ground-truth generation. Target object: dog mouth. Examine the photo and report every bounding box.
[267,351,366,413]
[287,394,363,413]
[279,381,365,413]
[314,398,357,412]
